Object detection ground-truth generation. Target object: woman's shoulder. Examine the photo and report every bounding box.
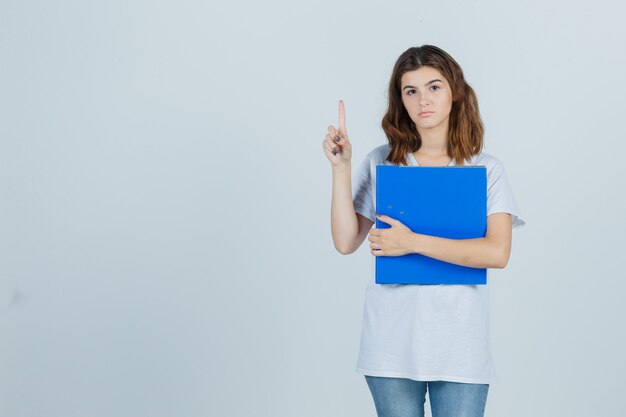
[369,143,391,157]
[468,151,512,190]
[467,151,504,169]
[362,146,506,168]
[362,143,391,163]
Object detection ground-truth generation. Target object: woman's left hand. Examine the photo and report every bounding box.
[368,214,416,257]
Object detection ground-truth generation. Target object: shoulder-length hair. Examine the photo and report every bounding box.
[382,45,484,166]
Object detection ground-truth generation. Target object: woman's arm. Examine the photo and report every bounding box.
[330,163,359,254]
[410,213,512,269]
[369,212,512,268]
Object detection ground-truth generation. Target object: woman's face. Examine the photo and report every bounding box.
[400,66,453,135]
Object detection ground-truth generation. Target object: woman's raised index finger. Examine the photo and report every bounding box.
[338,100,346,132]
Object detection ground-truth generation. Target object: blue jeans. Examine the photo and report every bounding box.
[365,375,489,417]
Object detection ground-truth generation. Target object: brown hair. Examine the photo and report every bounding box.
[382,45,484,166]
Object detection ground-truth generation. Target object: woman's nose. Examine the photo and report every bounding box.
[418,92,431,106]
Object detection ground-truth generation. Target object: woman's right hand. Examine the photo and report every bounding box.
[322,99,352,167]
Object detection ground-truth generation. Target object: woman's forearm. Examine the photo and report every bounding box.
[330,163,359,254]
[409,233,507,269]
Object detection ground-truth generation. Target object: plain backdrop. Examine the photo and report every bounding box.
[1,0,625,416]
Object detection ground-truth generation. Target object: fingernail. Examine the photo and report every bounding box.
[334,136,340,143]
[332,148,338,156]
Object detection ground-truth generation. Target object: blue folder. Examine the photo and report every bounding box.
[375,165,487,285]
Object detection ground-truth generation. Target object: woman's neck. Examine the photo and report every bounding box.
[416,126,448,156]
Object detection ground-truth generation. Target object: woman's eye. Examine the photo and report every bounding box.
[431,85,440,91]
[407,89,416,96]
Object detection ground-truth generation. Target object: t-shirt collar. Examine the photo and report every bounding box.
[407,152,455,167]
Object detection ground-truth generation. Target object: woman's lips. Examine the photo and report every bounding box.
[419,111,433,117]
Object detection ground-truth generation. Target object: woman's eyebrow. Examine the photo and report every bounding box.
[402,79,443,90]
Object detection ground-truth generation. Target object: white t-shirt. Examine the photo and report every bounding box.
[352,144,526,384]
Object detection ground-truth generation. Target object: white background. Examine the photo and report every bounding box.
[1,0,625,416]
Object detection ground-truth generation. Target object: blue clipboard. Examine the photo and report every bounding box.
[375,165,487,285]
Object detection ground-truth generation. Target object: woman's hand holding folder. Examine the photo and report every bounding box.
[322,100,352,167]
[368,214,416,257]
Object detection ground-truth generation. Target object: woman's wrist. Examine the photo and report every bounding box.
[332,161,351,174]
[409,232,425,254]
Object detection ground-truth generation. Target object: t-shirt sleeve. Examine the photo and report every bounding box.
[352,153,376,222]
[487,159,526,230]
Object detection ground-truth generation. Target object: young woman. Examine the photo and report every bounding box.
[322,45,525,417]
